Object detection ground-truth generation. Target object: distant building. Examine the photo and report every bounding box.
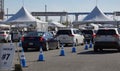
[0,0,4,20]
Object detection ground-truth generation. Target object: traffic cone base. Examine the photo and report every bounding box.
[89,41,93,48]
[84,42,88,50]
[60,49,65,56]
[38,47,45,61]
[72,47,76,53]
[20,50,27,67]
[38,54,45,61]
[20,59,27,67]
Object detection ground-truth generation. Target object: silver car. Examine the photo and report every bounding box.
[56,28,84,46]
[94,28,120,52]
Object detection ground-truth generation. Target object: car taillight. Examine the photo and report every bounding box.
[39,37,45,42]
[92,34,96,38]
[0,34,6,36]
[114,34,119,38]
[21,37,24,41]
[69,34,74,37]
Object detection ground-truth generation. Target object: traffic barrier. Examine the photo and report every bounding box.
[72,43,76,53]
[38,47,45,61]
[84,42,88,50]
[59,44,65,56]
[20,48,27,67]
[89,40,93,48]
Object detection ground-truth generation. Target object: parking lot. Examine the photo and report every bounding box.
[12,44,120,71]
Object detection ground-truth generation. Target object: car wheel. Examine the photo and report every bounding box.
[56,41,60,49]
[94,46,98,52]
[23,47,28,52]
[80,39,84,45]
[44,42,49,51]
[75,39,78,46]
[117,47,120,52]
[4,39,8,43]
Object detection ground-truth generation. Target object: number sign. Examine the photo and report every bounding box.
[0,43,15,70]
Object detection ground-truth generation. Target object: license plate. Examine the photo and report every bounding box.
[29,43,33,45]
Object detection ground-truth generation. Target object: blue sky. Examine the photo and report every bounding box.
[4,0,120,21]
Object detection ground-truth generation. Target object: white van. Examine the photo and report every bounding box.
[56,28,84,46]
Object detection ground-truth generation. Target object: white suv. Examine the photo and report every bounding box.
[56,28,84,46]
[94,28,120,52]
[0,30,11,42]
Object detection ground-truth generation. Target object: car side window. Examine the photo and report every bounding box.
[74,30,82,35]
[48,32,53,39]
[73,30,77,34]
[118,29,120,34]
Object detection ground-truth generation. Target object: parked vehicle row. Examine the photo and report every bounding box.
[2,27,120,52]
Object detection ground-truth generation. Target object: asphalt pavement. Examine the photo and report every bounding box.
[13,44,120,71]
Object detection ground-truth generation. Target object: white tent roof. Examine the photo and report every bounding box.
[0,24,10,28]
[6,6,37,23]
[48,21,66,27]
[82,6,113,22]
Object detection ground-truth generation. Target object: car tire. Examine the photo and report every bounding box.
[44,42,49,51]
[23,47,28,52]
[4,39,8,43]
[75,39,78,46]
[94,46,98,52]
[80,39,84,45]
[117,47,120,52]
[56,41,60,49]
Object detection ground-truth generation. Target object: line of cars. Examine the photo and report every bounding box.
[2,27,119,52]
[21,28,85,51]
[21,27,120,52]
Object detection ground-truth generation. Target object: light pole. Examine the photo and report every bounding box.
[45,5,48,22]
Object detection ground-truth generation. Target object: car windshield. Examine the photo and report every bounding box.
[96,29,116,35]
[26,32,44,37]
[57,30,72,35]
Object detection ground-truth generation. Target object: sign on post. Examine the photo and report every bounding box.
[0,43,15,70]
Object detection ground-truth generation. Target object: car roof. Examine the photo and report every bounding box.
[58,27,78,30]
[98,28,118,30]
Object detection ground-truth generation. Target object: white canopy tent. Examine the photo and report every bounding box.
[73,6,115,25]
[6,6,48,32]
[83,6,113,22]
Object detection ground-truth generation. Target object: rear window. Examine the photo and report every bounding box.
[0,32,4,34]
[96,29,116,35]
[26,32,44,37]
[57,30,72,35]
[81,30,93,34]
